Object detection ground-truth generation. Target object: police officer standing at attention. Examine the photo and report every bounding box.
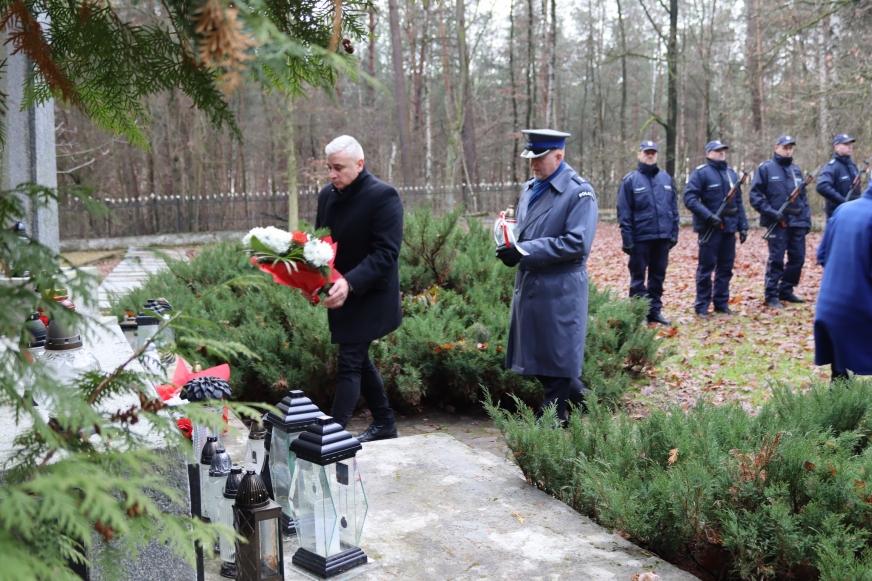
[617,140,679,325]
[495,129,598,426]
[683,140,749,318]
[749,135,812,308]
[816,134,859,222]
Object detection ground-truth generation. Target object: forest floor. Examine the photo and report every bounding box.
[588,221,831,417]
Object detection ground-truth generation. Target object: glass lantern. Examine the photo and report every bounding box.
[23,312,47,361]
[216,466,243,579]
[206,446,232,528]
[34,318,101,411]
[135,311,164,380]
[234,471,284,581]
[244,421,266,474]
[263,389,322,536]
[199,436,219,520]
[289,416,369,578]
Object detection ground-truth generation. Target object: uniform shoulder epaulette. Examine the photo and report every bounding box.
[695,163,706,170]
[572,174,587,185]
[622,171,634,181]
[828,159,836,165]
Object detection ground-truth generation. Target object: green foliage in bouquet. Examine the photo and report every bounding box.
[113,207,662,411]
[486,378,872,580]
[0,186,262,580]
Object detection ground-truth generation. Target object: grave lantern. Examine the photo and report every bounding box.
[263,389,322,535]
[233,471,284,581]
[206,446,232,528]
[289,416,369,578]
[199,436,219,520]
[216,466,244,579]
[182,376,231,464]
[244,421,267,474]
[34,318,100,411]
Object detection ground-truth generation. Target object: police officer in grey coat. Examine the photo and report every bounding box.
[495,129,598,425]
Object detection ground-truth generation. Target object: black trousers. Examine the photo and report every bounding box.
[695,229,736,313]
[628,239,671,315]
[764,227,806,301]
[536,375,587,421]
[331,342,394,428]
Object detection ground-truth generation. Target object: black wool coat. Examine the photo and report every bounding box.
[315,168,404,344]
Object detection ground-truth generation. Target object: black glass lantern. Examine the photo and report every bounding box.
[233,471,284,581]
[289,416,369,578]
[263,390,322,536]
[244,421,267,474]
[216,466,244,579]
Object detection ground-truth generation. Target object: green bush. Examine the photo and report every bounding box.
[486,378,872,580]
[113,208,661,410]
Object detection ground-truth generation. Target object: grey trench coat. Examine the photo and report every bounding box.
[505,164,599,377]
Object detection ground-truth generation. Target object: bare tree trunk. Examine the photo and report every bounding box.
[665,0,678,176]
[616,0,628,145]
[456,0,478,188]
[525,0,535,128]
[745,0,764,136]
[285,96,298,230]
[544,0,556,127]
[509,0,520,182]
[368,8,377,108]
[388,0,414,186]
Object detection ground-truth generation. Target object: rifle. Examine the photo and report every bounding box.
[763,165,821,239]
[846,155,871,202]
[699,170,750,244]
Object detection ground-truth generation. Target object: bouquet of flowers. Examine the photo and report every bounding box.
[243,226,341,304]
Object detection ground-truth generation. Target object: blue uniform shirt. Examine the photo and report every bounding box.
[816,154,859,218]
[749,154,811,229]
[683,159,749,234]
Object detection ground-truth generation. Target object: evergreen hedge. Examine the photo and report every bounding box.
[487,379,872,580]
[113,208,662,410]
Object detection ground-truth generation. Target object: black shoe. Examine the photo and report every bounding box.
[714,307,736,315]
[356,420,398,443]
[779,293,806,303]
[647,313,671,325]
[695,310,711,319]
[765,298,783,309]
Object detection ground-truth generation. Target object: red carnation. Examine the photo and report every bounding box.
[292,231,309,245]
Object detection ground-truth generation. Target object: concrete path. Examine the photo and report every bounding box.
[97,247,186,310]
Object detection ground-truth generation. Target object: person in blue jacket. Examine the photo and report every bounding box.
[814,182,872,381]
[683,140,750,318]
[749,135,811,308]
[816,134,859,222]
[495,129,598,425]
[617,140,679,325]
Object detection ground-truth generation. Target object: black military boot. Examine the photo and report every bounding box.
[765,298,783,309]
[779,292,806,303]
[356,419,398,443]
[714,307,736,315]
[647,312,671,325]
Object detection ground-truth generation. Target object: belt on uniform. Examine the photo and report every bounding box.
[519,260,585,274]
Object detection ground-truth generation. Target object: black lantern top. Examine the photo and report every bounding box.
[135,312,160,327]
[209,447,232,477]
[235,470,271,509]
[290,416,362,466]
[45,319,83,351]
[248,421,266,441]
[200,436,219,466]
[223,466,244,499]
[181,376,232,402]
[264,390,322,433]
[24,312,47,348]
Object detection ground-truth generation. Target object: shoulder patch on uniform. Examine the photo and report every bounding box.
[572,175,587,185]
[828,159,835,165]
[622,172,634,181]
[578,191,596,200]
[695,163,706,170]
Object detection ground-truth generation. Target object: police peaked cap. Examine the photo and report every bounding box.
[705,140,729,152]
[775,135,796,146]
[521,129,570,159]
[832,134,855,146]
[639,140,658,152]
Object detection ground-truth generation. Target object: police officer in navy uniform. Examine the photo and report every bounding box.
[683,140,749,318]
[816,134,859,222]
[616,140,679,325]
[495,129,598,426]
[749,135,811,308]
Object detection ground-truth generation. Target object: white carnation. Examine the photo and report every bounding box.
[245,226,292,254]
[303,238,334,268]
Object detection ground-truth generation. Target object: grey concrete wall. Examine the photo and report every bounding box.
[60,230,248,252]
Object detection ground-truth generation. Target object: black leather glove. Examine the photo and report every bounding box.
[722,205,739,217]
[773,211,786,223]
[495,244,522,267]
[706,214,723,228]
[739,231,747,244]
[622,244,634,255]
[669,238,678,249]
[783,205,802,216]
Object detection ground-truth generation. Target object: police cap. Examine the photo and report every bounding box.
[704,140,729,152]
[521,129,570,159]
[832,133,856,146]
[639,140,658,152]
[775,135,796,146]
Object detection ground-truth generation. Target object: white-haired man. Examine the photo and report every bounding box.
[315,135,404,442]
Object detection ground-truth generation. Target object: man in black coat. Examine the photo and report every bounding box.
[314,135,404,442]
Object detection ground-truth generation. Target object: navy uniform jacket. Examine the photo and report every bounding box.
[683,160,749,234]
[616,166,679,247]
[505,164,598,378]
[816,154,858,218]
[316,168,404,344]
[749,154,811,229]
[814,189,872,374]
